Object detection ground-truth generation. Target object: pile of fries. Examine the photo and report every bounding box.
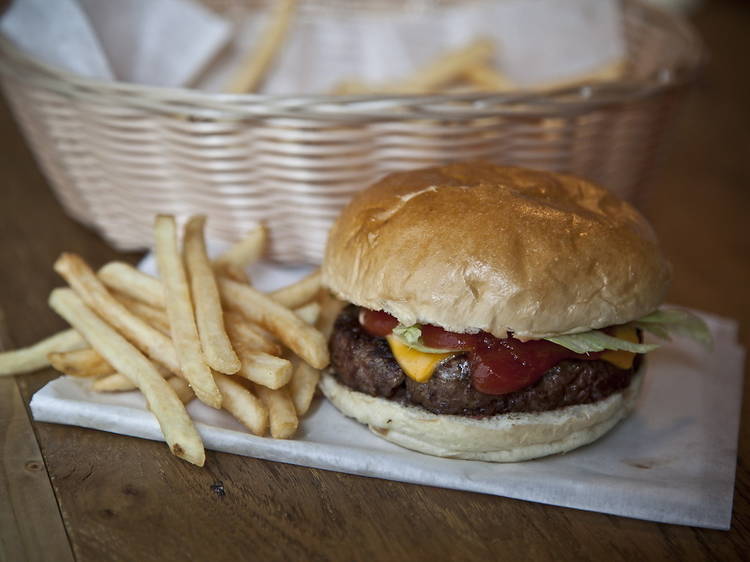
[330,38,623,96]
[0,215,338,467]
[224,1,621,97]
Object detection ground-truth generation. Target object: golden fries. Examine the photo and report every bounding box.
[462,63,516,92]
[216,263,251,284]
[269,269,321,308]
[48,348,113,377]
[333,38,494,95]
[224,311,282,355]
[213,224,267,270]
[113,292,171,335]
[294,301,320,326]
[253,383,298,439]
[49,288,205,466]
[4,213,334,460]
[218,277,329,369]
[98,261,165,309]
[53,253,184,379]
[318,291,347,340]
[0,328,87,376]
[92,372,140,392]
[235,349,292,390]
[101,260,319,337]
[99,263,285,356]
[397,38,494,92]
[289,358,320,416]
[167,376,195,404]
[226,1,296,93]
[214,374,268,435]
[91,361,172,392]
[184,215,241,375]
[155,215,222,409]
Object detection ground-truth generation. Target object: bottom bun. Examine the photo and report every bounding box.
[319,371,643,462]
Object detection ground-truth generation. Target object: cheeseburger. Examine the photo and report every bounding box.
[319,162,707,462]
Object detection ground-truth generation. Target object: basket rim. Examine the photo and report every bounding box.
[0,0,705,121]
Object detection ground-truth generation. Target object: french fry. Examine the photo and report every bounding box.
[218,277,329,369]
[462,63,516,92]
[294,301,320,326]
[184,215,241,374]
[216,263,251,285]
[92,372,140,392]
[167,376,195,404]
[317,291,347,340]
[224,311,282,355]
[288,291,341,415]
[234,349,292,390]
[0,329,87,376]
[253,383,298,439]
[113,292,170,335]
[53,253,183,380]
[94,372,192,401]
[98,262,165,309]
[213,224,267,270]
[225,1,296,93]
[289,358,320,416]
[332,38,494,95]
[154,215,222,408]
[268,269,321,308]
[330,79,370,96]
[92,361,172,392]
[214,373,268,435]
[49,288,205,466]
[48,348,113,377]
[397,38,494,92]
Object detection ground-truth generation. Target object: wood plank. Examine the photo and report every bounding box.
[0,309,74,562]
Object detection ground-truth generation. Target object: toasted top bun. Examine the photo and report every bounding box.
[322,162,670,339]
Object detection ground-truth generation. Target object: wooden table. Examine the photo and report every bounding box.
[2,3,749,560]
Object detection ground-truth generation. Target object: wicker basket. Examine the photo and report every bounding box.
[0,0,702,264]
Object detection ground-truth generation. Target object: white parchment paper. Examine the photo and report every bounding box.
[1,0,624,93]
[1,0,230,87]
[0,0,114,80]
[30,256,744,530]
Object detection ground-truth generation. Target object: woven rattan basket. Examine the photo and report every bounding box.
[0,0,702,264]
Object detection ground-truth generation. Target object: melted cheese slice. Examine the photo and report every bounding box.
[385,335,457,382]
[600,326,638,370]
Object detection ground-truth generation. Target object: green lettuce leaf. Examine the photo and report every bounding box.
[389,309,712,357]
[392,324,421,345]
[546,332,660,354]
[545,308,712,354]
[631,309,712,347]
[391,324,459,354]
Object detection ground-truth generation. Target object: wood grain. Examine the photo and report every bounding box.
[0,311,74,562]
[0,2,749,561]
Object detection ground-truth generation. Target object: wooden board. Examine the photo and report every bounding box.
[0,311,74,562]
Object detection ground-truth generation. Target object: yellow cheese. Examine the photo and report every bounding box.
[600,326,638,370]
[385,335,456,382]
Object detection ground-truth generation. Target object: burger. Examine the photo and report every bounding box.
[319,162,708,462]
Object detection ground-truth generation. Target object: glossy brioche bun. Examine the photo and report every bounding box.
[322,162,670,339]
[319,371,643,462]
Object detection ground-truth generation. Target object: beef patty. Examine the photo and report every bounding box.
[329,305,640,416]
